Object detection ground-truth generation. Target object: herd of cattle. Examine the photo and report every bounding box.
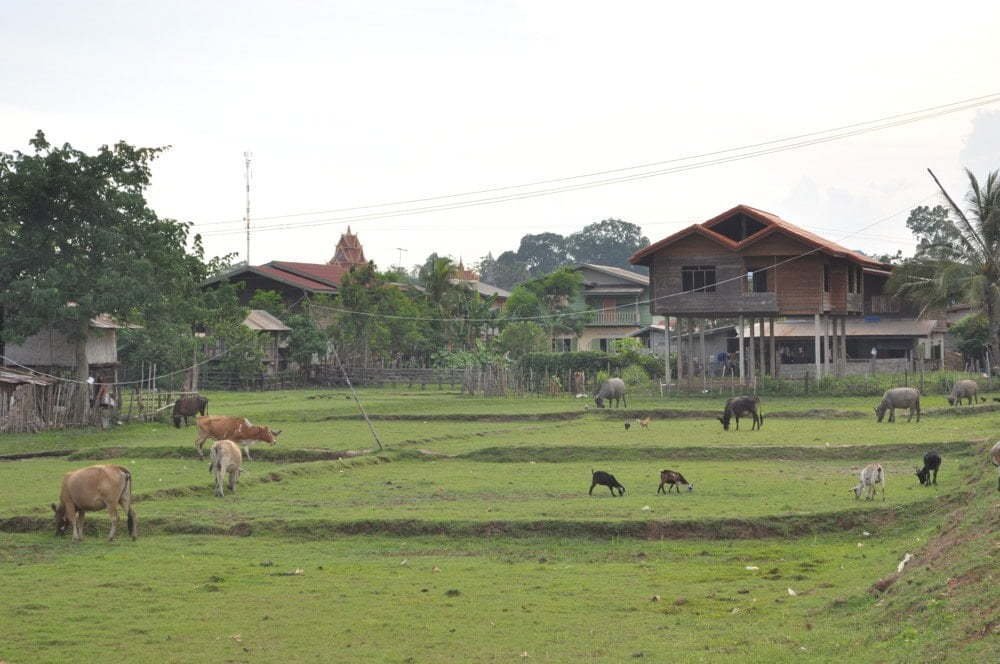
[48,380,1000,542]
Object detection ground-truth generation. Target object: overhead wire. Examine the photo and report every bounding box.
[194,91,1000,229]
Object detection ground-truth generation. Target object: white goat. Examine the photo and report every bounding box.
[852,463,886,501]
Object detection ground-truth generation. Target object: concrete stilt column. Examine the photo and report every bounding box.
[748,316,756,384]
[840,317,848,374]
[664,315,671,381]
[676,317,683,381]
[814,313,823,380]
[687,317,695,385]
[769,317,777,377]
[738,315,746,384]
[700,322,707,388]
[827,315,834,376]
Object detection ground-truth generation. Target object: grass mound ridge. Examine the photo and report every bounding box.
[67,446,376,463]
[458,440,981,463]
[0,496,945,540]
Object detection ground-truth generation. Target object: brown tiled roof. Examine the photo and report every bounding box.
[269,261,351,288]
[631,205,887,269]
[252,265,338,293]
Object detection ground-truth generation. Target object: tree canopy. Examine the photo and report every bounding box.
[887,168,1000,359]
[475,218,649,290]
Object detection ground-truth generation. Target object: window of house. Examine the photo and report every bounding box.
[681,265,716,292]
[823,265,831,293]
[750,270,767,293]
[552,338,572,352]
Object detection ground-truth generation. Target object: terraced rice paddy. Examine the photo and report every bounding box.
[1,388,996,662]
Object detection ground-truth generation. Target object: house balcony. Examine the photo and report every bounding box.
[656,291,779,317]
[847,293,863,313]
[587,309,641,326]
[866,295,903,315]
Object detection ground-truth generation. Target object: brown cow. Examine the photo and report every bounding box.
[194,415,281,460]
[51,465,137,542]
[210,439,243,497]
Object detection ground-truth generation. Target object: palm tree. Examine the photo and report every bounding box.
[887,168,1000,364]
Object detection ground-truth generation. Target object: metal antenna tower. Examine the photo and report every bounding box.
[243,151,252,264]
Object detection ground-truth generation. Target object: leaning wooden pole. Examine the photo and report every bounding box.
[331,344,383,451]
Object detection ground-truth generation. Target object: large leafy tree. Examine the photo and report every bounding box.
[0,132,199,413]
[503,267,585,342]
[566,218,649,273]
[887,169,1000,360]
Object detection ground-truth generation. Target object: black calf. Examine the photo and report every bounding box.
[915,451,941,486]
[590,470,625,496]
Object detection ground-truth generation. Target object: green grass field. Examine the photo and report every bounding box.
[1,389,996,663]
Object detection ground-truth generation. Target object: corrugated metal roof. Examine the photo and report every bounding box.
[269,261,351,288]
[0,368,56,386]
[243,310,292,332]
[578,264,649,285]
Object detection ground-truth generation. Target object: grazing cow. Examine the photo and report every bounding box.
[946,379,979,407]
[595,378,627,409]
[874,387,921,423]
[590,469,626,496]
[194,415,281,460]
[851,463,886,501]
[657,469,693,494]
[915,451,942,486]
[172,395,209,428]
[718,395,763,431]
[51,465,137,542]
[990,441,1000,491]
[210,439,243,497]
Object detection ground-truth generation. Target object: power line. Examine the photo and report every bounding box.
[196,94,994,238]
[193,91,999,233]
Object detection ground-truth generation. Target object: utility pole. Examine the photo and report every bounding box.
[244,151,252,264]
[396,247,407,272]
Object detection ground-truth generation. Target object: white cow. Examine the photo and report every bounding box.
[210,439,243,497]
[852,463,886,501]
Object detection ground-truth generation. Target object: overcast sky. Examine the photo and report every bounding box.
[3,1,999,273]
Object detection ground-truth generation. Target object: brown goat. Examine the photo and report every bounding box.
[657,469,693,494]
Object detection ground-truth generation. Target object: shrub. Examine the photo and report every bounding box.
[620,364,649,386]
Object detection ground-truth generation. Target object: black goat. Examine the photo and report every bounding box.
[589,470,625,496]
[915,451,941,486]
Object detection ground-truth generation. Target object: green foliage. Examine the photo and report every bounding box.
[285,312,328,368]
[565,218,649,274]
[517,349,662,379]
[330,262,431,364]
[611,337,644,353]
[430,342,506,368]
[949,313,989,359]
[248,290,287,318]
[497,322,550,359]
[888,169,1000,356]
[594,369,610,385]
[619,363,649,386]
